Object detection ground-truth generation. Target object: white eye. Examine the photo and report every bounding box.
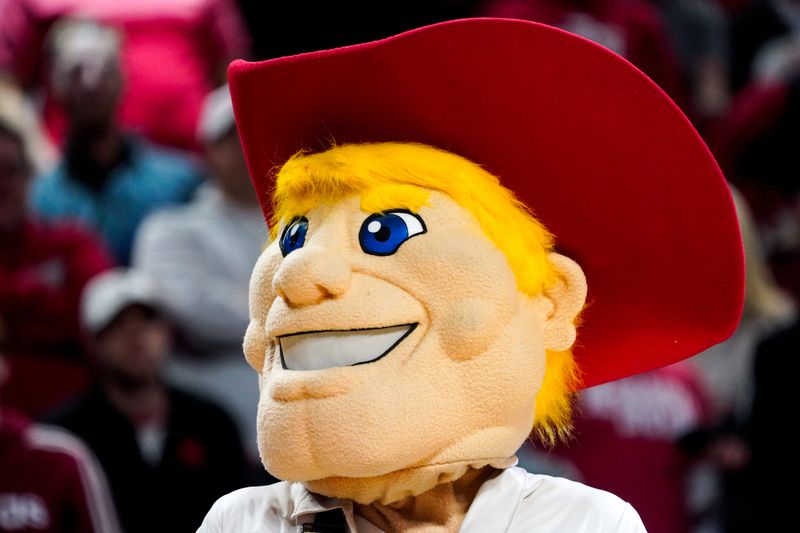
[392,212,425,237]
[359,210,427,256]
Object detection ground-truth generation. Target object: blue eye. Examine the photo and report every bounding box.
[280,216,308,256]
[359,210,426,256]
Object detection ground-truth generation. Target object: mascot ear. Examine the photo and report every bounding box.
[535,253,587,351]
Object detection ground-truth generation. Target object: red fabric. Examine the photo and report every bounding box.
[0,218,112,416]
[552,364,710,533]
[0,410,110,532]
[0,0,250,151]
[0,218,113,357]
[480,0,685,103]
[228,18,744,388]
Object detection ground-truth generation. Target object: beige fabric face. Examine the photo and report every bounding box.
[244,191,585,504]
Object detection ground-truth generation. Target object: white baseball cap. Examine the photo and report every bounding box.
[81,268,160,335]
[198,84,236,144]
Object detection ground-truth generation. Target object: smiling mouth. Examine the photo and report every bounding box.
[278,324,417,371]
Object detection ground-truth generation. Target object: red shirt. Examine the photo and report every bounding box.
[0,217,112,357]
[0,409,120,532]
[0,218,112,416]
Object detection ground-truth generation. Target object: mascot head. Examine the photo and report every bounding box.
[230,19,744,504]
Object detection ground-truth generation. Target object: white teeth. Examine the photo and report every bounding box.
[279,324,415,371]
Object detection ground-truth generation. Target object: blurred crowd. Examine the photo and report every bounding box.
[0,0,798,532]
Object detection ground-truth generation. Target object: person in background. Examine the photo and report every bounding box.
[0,113,112,417]
[692,188,795,426]
[49,268,248,533]
[30,20,201,265]
[0,339,121,533]
[0,0,250,151]
[133,85,266,462]
[686,187,795,533]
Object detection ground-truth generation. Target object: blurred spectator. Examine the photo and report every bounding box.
[656,0,732,124]
[30,20,201,265]
[729,0,800,92]
[685,186,794,533]
[0,113,113,417]
[0,0,250,151]
[49,268,248,533]
[479,0,685,100]
[691,187,794,425]
[542,363,710,533]
[703,95,800,530]
[0,344,122,533]
[133,85,264,460]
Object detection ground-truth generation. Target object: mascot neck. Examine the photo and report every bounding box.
[352,466,497,533]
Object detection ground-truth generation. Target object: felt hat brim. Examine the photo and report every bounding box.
[228,18,744,388]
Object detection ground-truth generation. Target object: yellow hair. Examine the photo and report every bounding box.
[272,142,580,442]
[534,350,580,445]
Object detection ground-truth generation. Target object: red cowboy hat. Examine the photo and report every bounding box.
[228,18,743,388]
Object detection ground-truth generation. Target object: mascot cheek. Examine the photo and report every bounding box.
[438,297,516,360]
[243,321,263,372]
[404,215,521,362]
[244,247,283,373]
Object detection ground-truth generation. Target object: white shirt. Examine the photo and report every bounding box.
[197,467,647,532]
[133,184,266,458]
[133,183,266,351]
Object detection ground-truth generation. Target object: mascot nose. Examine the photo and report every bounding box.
[272,247,352,307]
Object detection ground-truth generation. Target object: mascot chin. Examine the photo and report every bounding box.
[198,18,744,533]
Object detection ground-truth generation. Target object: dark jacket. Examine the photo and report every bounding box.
[49,386,247,533]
